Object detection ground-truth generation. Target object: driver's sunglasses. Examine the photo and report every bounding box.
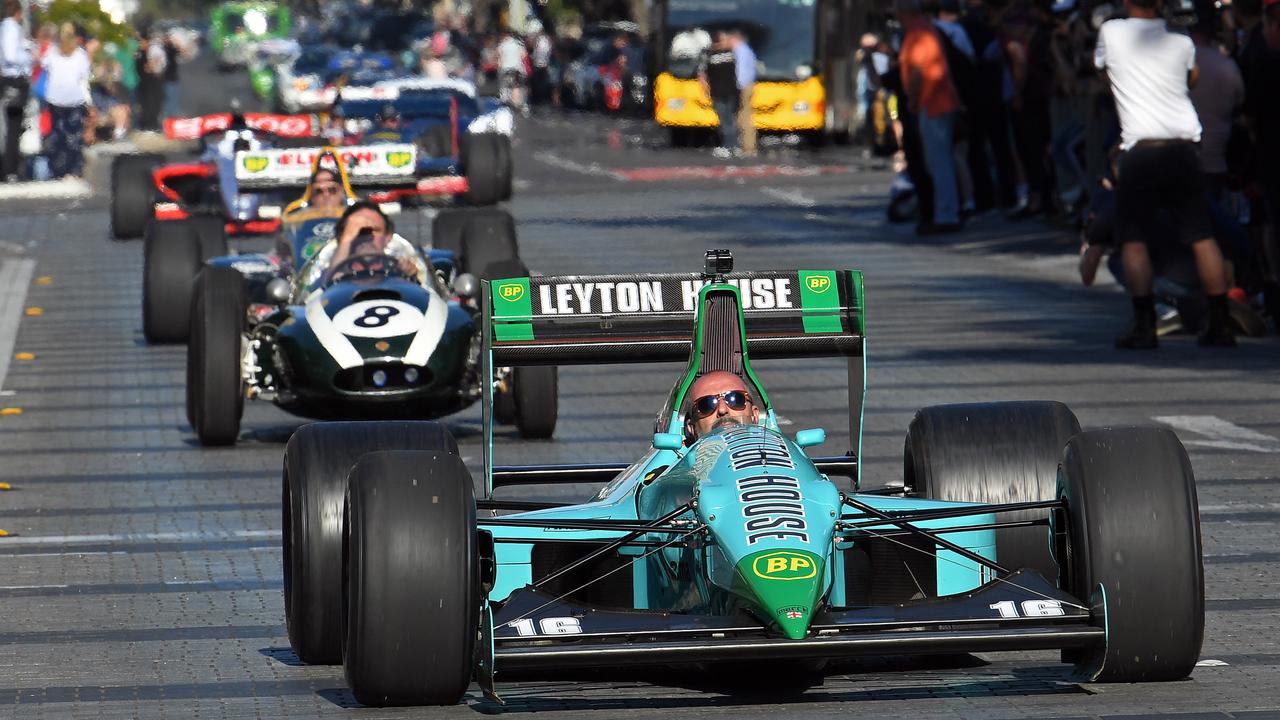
[313,184,341,196]
[691,390,751,419]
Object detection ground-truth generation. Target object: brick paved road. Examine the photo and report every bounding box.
[0,106,1278,720]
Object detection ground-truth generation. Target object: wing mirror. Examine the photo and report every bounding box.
[795,428,825,448]
[452,272,477,300]
[652,433,683,450]
[265,277,291,304]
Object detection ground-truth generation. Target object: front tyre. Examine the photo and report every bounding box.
[1058,427,1204,682]
[186,267,245,446]
[283,421,459,665]
[462,133,506,206]
[142,221,203,344]
[343,450,478,707]
[110,153,161,240]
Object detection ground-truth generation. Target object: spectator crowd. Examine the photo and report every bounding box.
[858,0,1280,346]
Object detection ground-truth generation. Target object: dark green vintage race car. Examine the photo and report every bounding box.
[184,203,557,446]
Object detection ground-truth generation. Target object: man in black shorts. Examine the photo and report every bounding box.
[1095,0,1235,347]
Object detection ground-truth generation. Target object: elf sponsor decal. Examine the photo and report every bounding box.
[752,551,818,581]
[533,278,794,315]
[725,429,808,545]
[234,145,416,181]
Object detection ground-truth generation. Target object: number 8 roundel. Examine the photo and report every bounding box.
[331,299,425,338]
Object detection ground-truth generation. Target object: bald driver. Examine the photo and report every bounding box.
[685,370,761,441]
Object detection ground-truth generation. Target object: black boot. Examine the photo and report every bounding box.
[1198,294,1238,347]
[1116,296,1158,349]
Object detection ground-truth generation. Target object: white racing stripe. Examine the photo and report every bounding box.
[305,295,364,369]
[1154,415,1280,454]
[0,258,37,391]
[0,529,281,547]
[404,286,450,367]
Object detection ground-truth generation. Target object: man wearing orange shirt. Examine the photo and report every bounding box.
[899,0,962,233]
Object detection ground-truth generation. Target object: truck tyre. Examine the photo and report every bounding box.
[904,401,1081,583]
[282,421,458,665]
[142,221,203,344]
[1058,427,1204,682]
[186,267,245,446]
[343,450,478,706]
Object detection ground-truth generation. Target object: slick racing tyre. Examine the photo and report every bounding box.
[495,134,513,201]
[430,208,512,266]
[904,401,1081,583]
[186,267,245,446]
[481,259,538,430]
[343,450,478,707]
[462,133,508,206]
[185,215,229,259]
[1058,427,1204,682]
[142,221,203,344]
[512,365,558,440]
[110,153,161,240]
[283,421,458,665]
[461,217,519,278]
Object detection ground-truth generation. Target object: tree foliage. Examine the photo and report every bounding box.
[38,0,131,44]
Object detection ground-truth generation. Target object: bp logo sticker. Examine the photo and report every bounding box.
[301,239,324,260]
[386,150,413,168]
[751,551,818,581]
[496,282,525,302]
[242,155,270,173]
[806,275,832,293]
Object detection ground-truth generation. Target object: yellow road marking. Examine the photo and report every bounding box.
[35,276,52,285]
[14,352,34,360]
[24,307,42,316]
[0,407,22,416]
[0,482,10,490]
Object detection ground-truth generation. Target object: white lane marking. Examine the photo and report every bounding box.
[1196,659,1230,667]
[0,529,282,547]
[761,186,817,208]
[0,583,69,590]
[1154,415,1280,454]
[0,177,91,200]
[0,258,37,391]
[0,240,26,253]
[1198,502,1280,513]
[532,151,627,181]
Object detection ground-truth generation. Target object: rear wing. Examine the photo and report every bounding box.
[480,269,867,489]
[484,270,864,365]
[163,113,318,141]
[234,144,417,190]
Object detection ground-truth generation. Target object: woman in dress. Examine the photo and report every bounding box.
[41,23,91,178]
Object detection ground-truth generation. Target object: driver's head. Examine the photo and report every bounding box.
[309,169,344,209]
[378,103,400,128]
[685,371,759,440]
[336,200,394,253]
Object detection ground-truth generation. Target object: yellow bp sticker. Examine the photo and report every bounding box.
[496,282,525,302]
[752,550,818,581]
[386,150,414,168]
[242,155,270,173]
[806,275,831,293]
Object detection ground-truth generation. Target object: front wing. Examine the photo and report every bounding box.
[487,570,1097,671]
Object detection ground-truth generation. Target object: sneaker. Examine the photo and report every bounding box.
[1115,319,1158,349]
[1197,325,1237,347]
[711,147,731,159]
[1156,304,1183,336]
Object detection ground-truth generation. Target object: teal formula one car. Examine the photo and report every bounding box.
[280,250,1205,707]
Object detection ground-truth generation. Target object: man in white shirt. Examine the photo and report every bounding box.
[1095,0,1235,348]
[0,0,33,180]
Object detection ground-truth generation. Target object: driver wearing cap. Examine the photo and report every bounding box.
[684,370,761,442]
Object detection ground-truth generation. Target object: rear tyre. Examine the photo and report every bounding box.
[904,401,1081,582]
[463,133,505,206]
[283,421,459,665]
[460,216,519,277]
[430,208,510,263]
[513,365,558,439]
[186,267,245,446]
[495,134,514,200]
[186,215,229,259]
[1058,427,1204,682]
[343,450,478,706]
[110,153,162,240]
[142,221,203,344]
[483,258,530,427]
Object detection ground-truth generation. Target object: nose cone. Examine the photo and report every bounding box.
[737,549,825,640]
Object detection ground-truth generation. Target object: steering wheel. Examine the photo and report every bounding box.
[325,253,414,285]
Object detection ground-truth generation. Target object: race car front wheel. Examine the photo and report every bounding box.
[142,221,202,344]
[283,422,459,666]
[186,267,245,446]
[904,401,1081,584]
[343,449,478,707]
[1057,427,1204,683]
[463,134,511,206]
[110,153,162,240]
